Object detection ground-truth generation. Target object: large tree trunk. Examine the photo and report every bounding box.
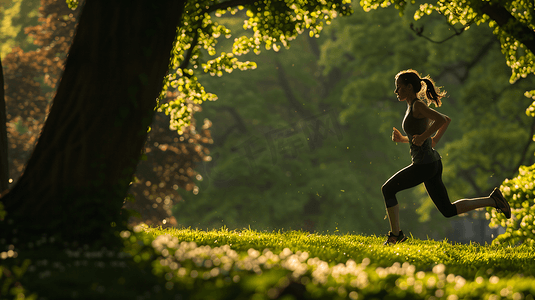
[1,0,185,244]
[0,57,9,194]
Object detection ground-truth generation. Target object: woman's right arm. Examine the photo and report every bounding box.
[392,127,409,143]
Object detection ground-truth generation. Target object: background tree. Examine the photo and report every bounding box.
[127,100,213,226]
[0,0,40,58]
[488,91,535,246]
[2,0,76,185]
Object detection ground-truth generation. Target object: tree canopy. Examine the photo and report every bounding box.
[360,0,534,83]
[157,0,352,134]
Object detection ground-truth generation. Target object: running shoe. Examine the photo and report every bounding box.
[383,230,408,245]
[490,187,511,219]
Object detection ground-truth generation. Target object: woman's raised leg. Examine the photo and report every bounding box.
[452,197,495,215]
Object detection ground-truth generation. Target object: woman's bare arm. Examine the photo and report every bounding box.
[412,100,449,146]
[392,127,409,143]
[431,116,451,147]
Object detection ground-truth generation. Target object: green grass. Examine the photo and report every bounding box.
[146,226,534,278]
[140,226,535,299]
[3,225,535,299]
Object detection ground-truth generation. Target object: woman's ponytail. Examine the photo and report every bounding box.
[421,77,446,107]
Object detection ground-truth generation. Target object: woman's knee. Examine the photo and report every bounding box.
[440,204,458,218]
[381,183,398,207]
[381,182,393,197]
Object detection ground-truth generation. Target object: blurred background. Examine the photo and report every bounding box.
[3,0,533,244]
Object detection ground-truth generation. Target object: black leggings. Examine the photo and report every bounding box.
[382,160,458,218]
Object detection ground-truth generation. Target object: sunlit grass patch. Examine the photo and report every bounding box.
[144,226,535,277]
[136,225,535,299]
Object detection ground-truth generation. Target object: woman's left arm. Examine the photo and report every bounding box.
[431,115,451,147]
[412,101,450,146]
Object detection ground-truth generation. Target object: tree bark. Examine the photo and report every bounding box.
[1,0,185,244]
[0,57,9,194]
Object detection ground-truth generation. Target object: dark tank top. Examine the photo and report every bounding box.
[402,100,441,164]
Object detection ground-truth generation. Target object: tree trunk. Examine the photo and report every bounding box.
[0,57,9,194]
[1,0,185,244]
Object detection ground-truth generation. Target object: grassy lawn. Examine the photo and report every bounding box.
[2,225,535,299]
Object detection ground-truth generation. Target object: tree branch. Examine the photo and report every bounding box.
[435,37,496,84]
[217,124,240,147]
[307,33,321,60]
[178,0,255,72]
[274,59,311,120]
[461,170,483,195]
[480,3,535,55]
[178,29,200,71]
[214,105,248,146]
[410,20,474,44]
[459,38,497,82]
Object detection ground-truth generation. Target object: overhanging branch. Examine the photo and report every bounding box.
[178,0,254,72]
[178,29,200,72]
[409,20,474,44]
[480,3,535,55]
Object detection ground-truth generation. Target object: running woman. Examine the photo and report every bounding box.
[382,69,511,245]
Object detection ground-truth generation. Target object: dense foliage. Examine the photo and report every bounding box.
[159,0,352,134]
[489,164,535,246]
